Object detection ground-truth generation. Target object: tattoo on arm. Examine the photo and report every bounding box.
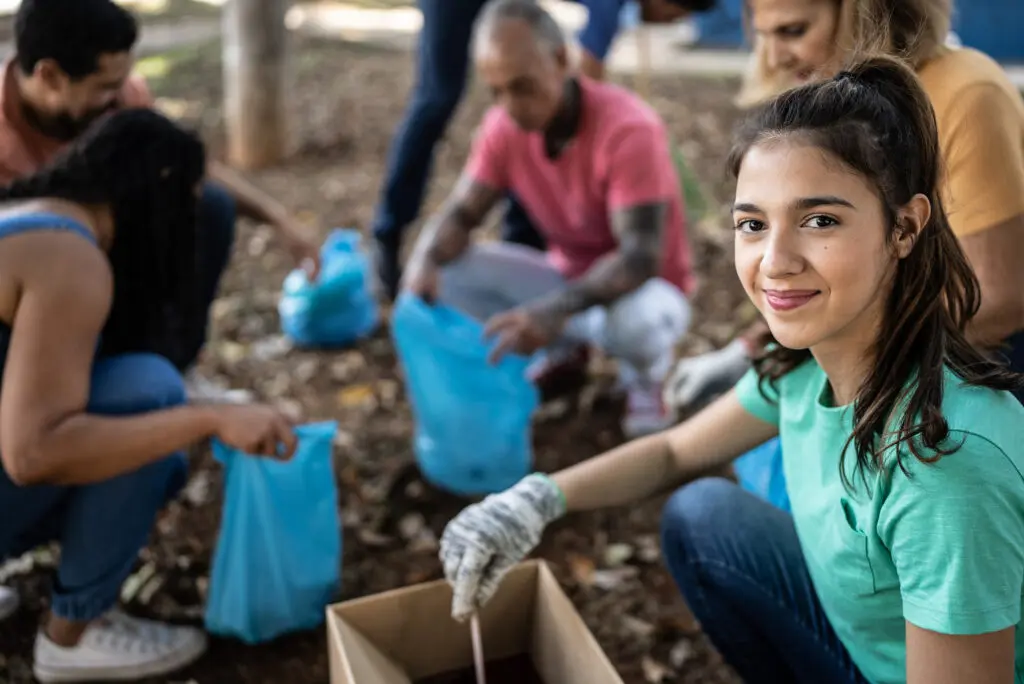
[532,201,666,317]
[413,175,502,266]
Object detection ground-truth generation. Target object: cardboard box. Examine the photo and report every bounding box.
[326,559,624,684]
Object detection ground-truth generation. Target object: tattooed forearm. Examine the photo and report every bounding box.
[530,202,666,318]
[411,175,501,267]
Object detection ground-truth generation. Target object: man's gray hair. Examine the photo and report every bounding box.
[473,0,567,53]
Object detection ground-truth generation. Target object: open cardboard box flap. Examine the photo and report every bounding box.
[327,559,623,683]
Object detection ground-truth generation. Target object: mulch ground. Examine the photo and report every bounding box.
[0,33,757,684]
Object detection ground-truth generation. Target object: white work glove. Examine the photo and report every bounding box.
[440,473,566,621]
[662,339,752,412]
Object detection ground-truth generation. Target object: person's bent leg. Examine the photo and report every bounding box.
[660,478,868,684]
[437,241,567,322]
[180,183,253,404]
[371,0,486,299]
[182,182,236,371]
[583,278,691,436]
[33,353,206,683]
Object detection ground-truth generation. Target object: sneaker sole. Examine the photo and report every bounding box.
[33,636,207,683]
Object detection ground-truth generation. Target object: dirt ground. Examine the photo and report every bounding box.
[0,34,756,684]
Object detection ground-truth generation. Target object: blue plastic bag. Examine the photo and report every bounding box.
[733,436,791,512]
[391,293,540,496]
[204,420,341,644]
[278,228,379,347]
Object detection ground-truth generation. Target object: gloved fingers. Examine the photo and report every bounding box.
[440,536,464,587]
[476,554,519,610]
[664,365,700,409]
[451,547,490,622]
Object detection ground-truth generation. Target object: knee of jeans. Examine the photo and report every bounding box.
[661,478,740,554]
[200,183,238,250]
[89,353,187,415]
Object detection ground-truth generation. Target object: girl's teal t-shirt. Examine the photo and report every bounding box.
[735,361,1024,684]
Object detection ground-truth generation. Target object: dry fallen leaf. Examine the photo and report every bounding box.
[603,542,634,567]
[590,566,640,591]
[337,383,376,408]
[621,614,656,640]
[398,513,426,541]
[670,638,696,669]
[566,552,596,587]
[357,529,396,548]
[641,655,672,683]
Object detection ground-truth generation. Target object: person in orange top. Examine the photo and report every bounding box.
[0,0,322,395]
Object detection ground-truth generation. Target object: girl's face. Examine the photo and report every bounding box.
[733,140,919,356]
[748,0,841,83]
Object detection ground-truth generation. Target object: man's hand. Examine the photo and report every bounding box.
[483,303,567,363]
[278,218,322,281]
[401,255,440,304]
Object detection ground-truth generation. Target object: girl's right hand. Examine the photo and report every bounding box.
[211,404,298,459]
[439,474,566,621]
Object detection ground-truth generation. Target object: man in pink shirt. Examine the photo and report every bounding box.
[403,0,693,437]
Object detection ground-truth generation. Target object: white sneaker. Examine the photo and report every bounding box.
[0,585,18,621]
[33,610,207,683]
[184,368,253,404]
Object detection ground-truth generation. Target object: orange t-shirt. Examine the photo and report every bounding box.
[0,59,154,184]
[918,48,1024,237]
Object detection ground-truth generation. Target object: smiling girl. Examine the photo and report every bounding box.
[665,0,1024,414]
[438,57,1024,684]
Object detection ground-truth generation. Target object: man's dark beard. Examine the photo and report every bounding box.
[19,100,114,141]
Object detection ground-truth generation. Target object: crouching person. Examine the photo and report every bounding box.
[0,109,297,683]
[402,0,694,437]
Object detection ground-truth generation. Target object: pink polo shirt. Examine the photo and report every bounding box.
[466,76,694,295]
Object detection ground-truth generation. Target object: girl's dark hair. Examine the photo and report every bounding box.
[728,55,1023,486]
[0,108,207,365]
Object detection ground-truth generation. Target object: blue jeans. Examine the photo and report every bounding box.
[660,478,869,684]
[98,182,236,371]
[0,353,189,621]
[370,0,544,252]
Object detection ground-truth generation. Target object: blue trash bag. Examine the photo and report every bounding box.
[278,228,379,347]
[733,436,791,512]
[391,293,540,496]
[204,420,342,644]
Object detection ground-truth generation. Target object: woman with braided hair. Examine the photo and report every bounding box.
[0,108,298,683]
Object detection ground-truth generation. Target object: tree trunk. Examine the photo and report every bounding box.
[222,0,290,169]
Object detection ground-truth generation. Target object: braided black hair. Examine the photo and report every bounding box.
[0,108,207,365]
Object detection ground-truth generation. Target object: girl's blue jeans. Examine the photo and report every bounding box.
[660,478,870,684]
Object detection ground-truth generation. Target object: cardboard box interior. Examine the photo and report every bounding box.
[327,559,623,684]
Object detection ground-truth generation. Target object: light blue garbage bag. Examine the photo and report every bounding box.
[732,436,791,512]
[278,228,379,347]
[204,420,341,644]
[391,293,540,496]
